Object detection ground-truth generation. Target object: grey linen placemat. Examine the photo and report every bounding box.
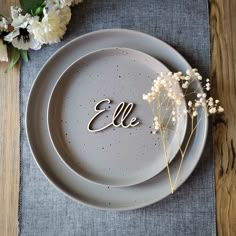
[19,0,215,235]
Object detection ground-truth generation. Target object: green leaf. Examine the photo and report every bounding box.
[4,48,21,73]
[34,6,44,16]
[20,0,44,13]
[20,50,29,63]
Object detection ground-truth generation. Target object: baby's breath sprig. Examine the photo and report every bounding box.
[143,69,224,193]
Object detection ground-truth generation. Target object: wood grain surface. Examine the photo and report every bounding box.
[0,0,235,235]
[210,0,236,235]
[0,1,20,236]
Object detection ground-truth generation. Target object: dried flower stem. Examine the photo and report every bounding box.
[173,115,200,188]
[143,69,224,193]
[160,129,174,193]
[157,92,174,193]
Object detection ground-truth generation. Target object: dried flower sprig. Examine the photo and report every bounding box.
[143,69,224,193]
[0,0,83,72]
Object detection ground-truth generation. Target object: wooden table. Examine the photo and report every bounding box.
[0,0,235,235]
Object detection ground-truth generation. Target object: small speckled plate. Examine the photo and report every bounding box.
[47,47,187,187]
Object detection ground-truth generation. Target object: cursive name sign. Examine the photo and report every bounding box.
[87,99,140,133]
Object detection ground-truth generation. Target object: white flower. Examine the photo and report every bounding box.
[0,16,8,32]
[142,92,155,103]
[4,7,41,50]
[61,0,83,6]
[186,69,191,75]
[188,101,192,107]
[11,31,41,50]
[182,82,188,89]
[46,0,63,10]
[209,107,216,114]
[142,94,148,100]
[208,101,213,106]
[154,117,160,131]
[0,39,8,62]
[45,0,83,9]
[218,106,224,112]
[5,27,41,51]
[10,6,31,28]
[29,7,71,44]
[205,82,211,91]
[143,69,224,140]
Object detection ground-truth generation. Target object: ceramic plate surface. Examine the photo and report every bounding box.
[48,47,187,187]
[26,29,208,210]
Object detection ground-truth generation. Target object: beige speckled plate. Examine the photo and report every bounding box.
[47,47,187,187]
[26,29,208,210]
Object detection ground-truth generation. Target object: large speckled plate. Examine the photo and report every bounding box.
[26,29,208,210]
[47,47,187,187]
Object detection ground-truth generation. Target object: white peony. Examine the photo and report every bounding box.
[61,0,83,6]
[0,39,8,62]
[45,0,83,9]
[46,0,64,10]
[29,7,71,44]
[59,6,72,24]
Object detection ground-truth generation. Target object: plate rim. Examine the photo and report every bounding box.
[25,28,208,211]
